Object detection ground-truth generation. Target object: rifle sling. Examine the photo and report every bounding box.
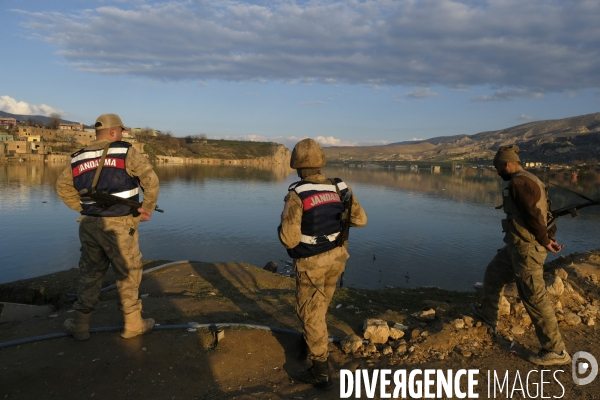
[329,178,342,199]
[91,142,111,191]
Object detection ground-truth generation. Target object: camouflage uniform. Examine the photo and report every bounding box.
[279,173,367,362]
[475,147,567,364]
[56,138,159,316]
[480,169,565,352]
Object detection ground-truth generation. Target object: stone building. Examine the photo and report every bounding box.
[59,122,84,131]
[6,141,32,155]
[0,117,17,129]
[18,126,59,141]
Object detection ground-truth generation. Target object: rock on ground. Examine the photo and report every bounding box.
[363,318,390,344]
[341,334,364,354]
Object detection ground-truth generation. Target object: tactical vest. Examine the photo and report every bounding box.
[501,170,551,245]
[70,141,140,217]
[287,178,348,259]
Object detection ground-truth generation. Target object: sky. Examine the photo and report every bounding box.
[2,0,600,148]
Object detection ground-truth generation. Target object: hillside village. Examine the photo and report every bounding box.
[0,115,290,166]
[0,116,148,163]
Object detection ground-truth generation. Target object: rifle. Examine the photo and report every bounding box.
[547,196,600,228]
[77,143,164,217]
[546,182,599,228]
[78,188,164,216]
[336,191,353,247]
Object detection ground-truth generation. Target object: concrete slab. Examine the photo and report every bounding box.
[0,302,56,323]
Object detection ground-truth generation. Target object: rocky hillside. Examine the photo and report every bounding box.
[324,112,600,164]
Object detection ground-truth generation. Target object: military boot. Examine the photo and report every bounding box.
[63,310,92,341]
[528,349,571,366]
[469,304,498,337]
[121,310,155,339]
[294,359,333,390]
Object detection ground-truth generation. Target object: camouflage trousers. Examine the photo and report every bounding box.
[74,215,143,315]
[480,244,565,352]
[295,246,348,362]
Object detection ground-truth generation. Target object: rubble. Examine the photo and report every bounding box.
[546,276,564,296]
[363,319,390,344]
[339,255,600,366]
[453,318,465,329]
[263,261,277,273]
[499,296,511,316]
[341,334,364,354]
[412,308,436,321]
[563,313,582,326]
[388,326,405,340]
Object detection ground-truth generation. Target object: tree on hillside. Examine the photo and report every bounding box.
[48,113,61,130]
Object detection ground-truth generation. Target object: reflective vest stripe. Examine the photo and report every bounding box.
[300,232,340,245]
[79,187,139,204]
[294,183,337,194]
[112,187,139,198]
[71,147,128,163]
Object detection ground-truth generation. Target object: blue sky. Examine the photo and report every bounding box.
[3,0,600,148]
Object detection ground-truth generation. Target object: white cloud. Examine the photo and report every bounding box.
[0,95,64,116]
[14,1,600,93]
[470,88,545,102]
[409,137,425,141]
[315,136,345,146]
[207,134,384,148]
[405,88,441,99]
[517,113,535,121]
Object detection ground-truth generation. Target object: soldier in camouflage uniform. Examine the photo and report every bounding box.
[56,114,159,340]
[279,139,367,389]
[471,145,570,366]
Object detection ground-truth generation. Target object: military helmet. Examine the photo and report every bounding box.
[290,138,327,169]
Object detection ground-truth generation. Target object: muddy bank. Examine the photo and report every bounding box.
[0,253,599,399]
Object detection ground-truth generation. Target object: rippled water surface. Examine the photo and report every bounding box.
[2,162,600,290]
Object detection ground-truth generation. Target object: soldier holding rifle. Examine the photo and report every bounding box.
[56,113,159,340]
[471,145,570,366]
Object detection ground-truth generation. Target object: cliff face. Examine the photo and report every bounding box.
[155,143,292,166]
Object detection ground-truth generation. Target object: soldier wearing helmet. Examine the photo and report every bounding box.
[278,138,367,389]
[471,145,570,366]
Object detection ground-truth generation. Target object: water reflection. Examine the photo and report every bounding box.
[1,162,599,291]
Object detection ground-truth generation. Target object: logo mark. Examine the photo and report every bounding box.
[572,351,598,385]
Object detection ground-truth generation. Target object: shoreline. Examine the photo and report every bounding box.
[0,254,598,398]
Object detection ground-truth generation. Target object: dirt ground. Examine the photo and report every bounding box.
[1,254,599,399]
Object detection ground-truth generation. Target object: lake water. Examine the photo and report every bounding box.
[1,162,600,291]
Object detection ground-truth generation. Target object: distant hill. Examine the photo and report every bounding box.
[323,112,600,164]
[0,110,82,126]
